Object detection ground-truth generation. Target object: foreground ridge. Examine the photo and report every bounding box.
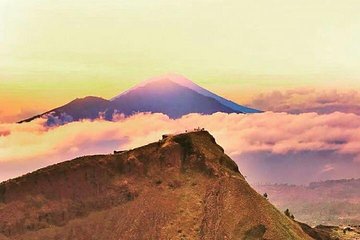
[0,131,311,240]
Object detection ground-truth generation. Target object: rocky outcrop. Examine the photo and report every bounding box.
[0,131,310,240]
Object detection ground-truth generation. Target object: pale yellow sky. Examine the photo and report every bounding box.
[0,0,360,121]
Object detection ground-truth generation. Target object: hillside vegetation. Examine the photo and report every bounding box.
[0,131,309,240]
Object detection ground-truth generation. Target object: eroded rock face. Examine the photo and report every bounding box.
[0,131,311,240]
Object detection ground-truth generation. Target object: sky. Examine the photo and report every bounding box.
[0,1,360,184]
[1,0,360,122]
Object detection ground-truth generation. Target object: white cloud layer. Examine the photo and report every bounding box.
[1,112,360,183]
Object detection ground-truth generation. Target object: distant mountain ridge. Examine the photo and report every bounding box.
[19,75,260,125]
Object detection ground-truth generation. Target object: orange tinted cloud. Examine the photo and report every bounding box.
[248,89,360,114]
[0,107,46,123]
[0,112,360,183]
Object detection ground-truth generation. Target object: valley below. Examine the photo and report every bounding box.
[254,179,360,227]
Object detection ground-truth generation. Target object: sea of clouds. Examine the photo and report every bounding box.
[1,110,360,184]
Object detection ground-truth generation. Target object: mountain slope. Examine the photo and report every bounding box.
[109,79,239,118]
[0,131,309,240]
[112,74,261,114]
[18,96,110,125]
[18,75,260,124]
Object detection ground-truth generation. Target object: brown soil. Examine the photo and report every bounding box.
[0,131,311,240]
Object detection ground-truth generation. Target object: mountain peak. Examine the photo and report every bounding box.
[19,74,260,124]
[111,74,260,114]
[153,73,197,87]
[0,130,311,239]
[111,74,195,100]
[146,73,194,84]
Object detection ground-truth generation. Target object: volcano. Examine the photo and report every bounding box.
[18,75,260,125]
